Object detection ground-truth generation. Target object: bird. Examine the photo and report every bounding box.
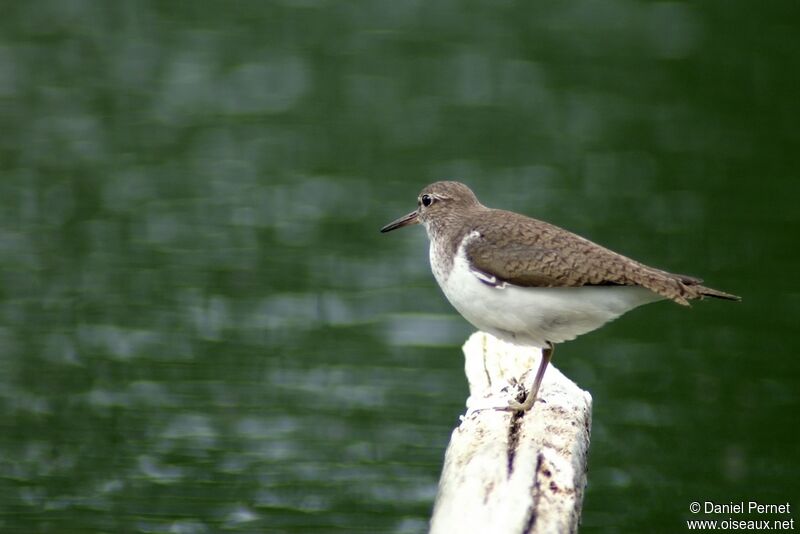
[380,181,740,411]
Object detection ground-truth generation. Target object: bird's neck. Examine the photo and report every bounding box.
[424,206,487,282]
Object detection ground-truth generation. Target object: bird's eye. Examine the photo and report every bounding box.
[421,194,433,207]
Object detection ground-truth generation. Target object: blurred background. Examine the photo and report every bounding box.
[0,1,797,532]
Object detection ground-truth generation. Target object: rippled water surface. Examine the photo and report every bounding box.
[0,1,797,532]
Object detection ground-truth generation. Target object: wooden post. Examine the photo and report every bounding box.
[430,332,593,534]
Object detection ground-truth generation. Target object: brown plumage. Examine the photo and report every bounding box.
[465,209,739,306]
[415,181,739,306]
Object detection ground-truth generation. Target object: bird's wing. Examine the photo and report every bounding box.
[464,234,634,288]
[463,209,736,305]
[463,210,656,289]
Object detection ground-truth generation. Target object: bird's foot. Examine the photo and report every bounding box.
[503,378,544,412]
[464,379,529,415]
[463,378,545,416]
[505,391,540,412]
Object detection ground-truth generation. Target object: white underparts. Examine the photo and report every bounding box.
[428,232,663,347]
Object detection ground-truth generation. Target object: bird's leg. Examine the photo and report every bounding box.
[507,342,554,412]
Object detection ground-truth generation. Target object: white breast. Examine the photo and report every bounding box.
[429,232,663,347]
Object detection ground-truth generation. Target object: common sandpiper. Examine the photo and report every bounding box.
[381,181,739,412]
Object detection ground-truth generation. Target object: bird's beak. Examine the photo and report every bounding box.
[380,210,419,233]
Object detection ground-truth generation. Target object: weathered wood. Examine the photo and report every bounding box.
[430,332,592,534]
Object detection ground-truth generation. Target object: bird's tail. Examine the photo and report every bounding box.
[647,269,741,304]
[696,285,741,301]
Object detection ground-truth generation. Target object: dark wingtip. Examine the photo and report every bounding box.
[701,287,741,301]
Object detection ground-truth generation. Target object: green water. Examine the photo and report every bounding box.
[0,1,797,532]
